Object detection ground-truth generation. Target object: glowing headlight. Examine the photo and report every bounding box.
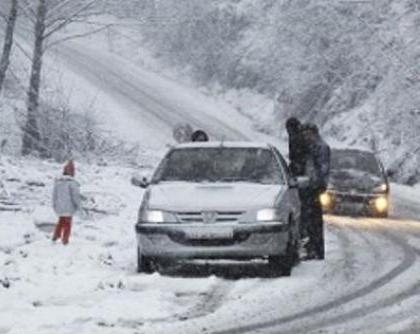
[320,192,332,207]
[374,197,388,212]
[256,209,280,222]
[143,210,164,223]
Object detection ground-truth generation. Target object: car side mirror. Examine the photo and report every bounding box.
[289,177,298,188]
[131,172,151,189]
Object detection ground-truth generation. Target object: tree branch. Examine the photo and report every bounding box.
[43,0,98,40]
[45,24,113,51]
[47,0,75,18]
[17,0,37,23]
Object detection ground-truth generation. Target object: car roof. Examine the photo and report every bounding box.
[174,141,272,149]
[331,147,376,156]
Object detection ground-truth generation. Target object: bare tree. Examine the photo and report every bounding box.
[0,0,18,94]
[21,0,101,156]
[22,0,46,155]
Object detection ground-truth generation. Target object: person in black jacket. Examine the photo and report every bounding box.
[286,117,309,240]
[286,117,307,177]
[300,123,331,260]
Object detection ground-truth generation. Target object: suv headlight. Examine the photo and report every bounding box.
[139,209,178,223]
[256,209,282,222]
[374,197,388,212]
[320,192,333,208]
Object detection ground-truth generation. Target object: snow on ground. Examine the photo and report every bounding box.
[0,157,220,333]
[2,155,420,333]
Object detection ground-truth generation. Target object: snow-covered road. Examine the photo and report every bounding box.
[2,174,420,334]
[1,40,420,334]
[53,43,253,148]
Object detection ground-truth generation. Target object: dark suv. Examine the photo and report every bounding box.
[320,148,390,217]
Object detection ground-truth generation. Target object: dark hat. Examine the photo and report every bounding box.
[286,117,301,131]
[191,130,209,142]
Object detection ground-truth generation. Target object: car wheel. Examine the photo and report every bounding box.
[137,247,154,274]
[268,235,298,276]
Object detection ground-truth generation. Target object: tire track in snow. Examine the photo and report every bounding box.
[178,280,233,321]
[283,219,419,333]
[214,221,416,334]
[173,223,356,329]
[326,222,358,282]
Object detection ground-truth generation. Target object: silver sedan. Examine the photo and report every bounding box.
[134,142,301,276]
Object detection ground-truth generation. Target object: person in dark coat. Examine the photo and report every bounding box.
[300,123,331,260]
[191,130,209,142]
[285,117,307,177]
[286,117,309,240]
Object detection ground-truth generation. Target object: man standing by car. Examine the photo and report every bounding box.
[286,117,309,241]
[285,117,306,177]
[301,124,331,260]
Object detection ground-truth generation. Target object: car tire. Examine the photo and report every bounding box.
[268,235,298,276]
[137,247,154,274]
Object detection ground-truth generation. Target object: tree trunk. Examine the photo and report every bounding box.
[0,0,18,94]
[22,0,47,156]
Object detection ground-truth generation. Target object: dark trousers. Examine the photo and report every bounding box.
[52,217,72,245]
[300,188,324,258]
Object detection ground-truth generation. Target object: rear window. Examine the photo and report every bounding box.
[331,150,381,176]
[153,147,285,184]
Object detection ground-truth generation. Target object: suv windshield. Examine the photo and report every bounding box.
[153,147,285,184]
[331,150,381,176]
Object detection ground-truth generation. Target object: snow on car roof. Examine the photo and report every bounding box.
[331,147,375,155]
[175,141,272,149]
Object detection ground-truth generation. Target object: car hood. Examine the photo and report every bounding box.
[148,182,286,211]
[329,169,383,193]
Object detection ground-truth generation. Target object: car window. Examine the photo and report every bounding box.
[331,150,381,176]
[153,147,285,184]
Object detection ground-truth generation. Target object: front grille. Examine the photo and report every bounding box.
[335,194,367,204]
[176,211,244,224]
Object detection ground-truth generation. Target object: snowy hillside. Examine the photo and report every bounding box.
[91,0,420,184]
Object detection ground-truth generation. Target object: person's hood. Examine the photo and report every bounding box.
[329,169,383,193]
[147,182,286,211]
[63,160,75,177]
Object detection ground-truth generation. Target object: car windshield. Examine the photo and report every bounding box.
[153,147,285,184]
[331,150,381,176]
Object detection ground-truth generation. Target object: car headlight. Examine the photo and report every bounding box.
[374,197,388,212]
[256,209,282,222]
[140,209,177,223]
[320,192,333,208]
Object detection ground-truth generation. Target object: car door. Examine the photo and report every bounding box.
[271,147,301,238]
